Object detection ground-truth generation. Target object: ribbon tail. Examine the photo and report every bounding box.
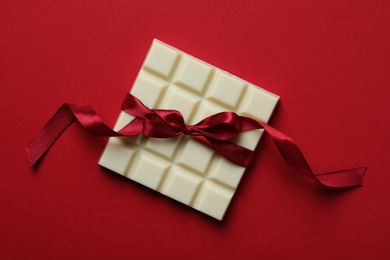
[258,122,366,188]
[26,104,76,166]
[315,167,366,188]
[26,103,143,167]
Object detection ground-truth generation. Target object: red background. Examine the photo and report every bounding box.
[1,1,389,259]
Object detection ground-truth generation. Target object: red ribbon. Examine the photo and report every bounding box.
[26,93,366,188]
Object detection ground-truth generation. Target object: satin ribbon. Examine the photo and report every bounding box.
[26,93,366,188]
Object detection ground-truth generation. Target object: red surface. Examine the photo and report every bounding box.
[1,1,389,259]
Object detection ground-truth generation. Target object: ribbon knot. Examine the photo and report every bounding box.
[182,125,196,136]
[191,112,243,140]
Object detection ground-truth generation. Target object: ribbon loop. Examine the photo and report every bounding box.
[143,112,182,138]
[154,110,187,134]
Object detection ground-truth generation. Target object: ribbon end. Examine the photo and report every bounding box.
[316,167,367,188]
[355,166,367,186]
[26,146,39,167]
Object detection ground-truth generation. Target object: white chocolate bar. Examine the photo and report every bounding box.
[99,39,279,220]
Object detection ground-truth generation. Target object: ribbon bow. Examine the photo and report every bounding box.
[122,93,243,139]
[26,93,366,188]
[121,94,255,167]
